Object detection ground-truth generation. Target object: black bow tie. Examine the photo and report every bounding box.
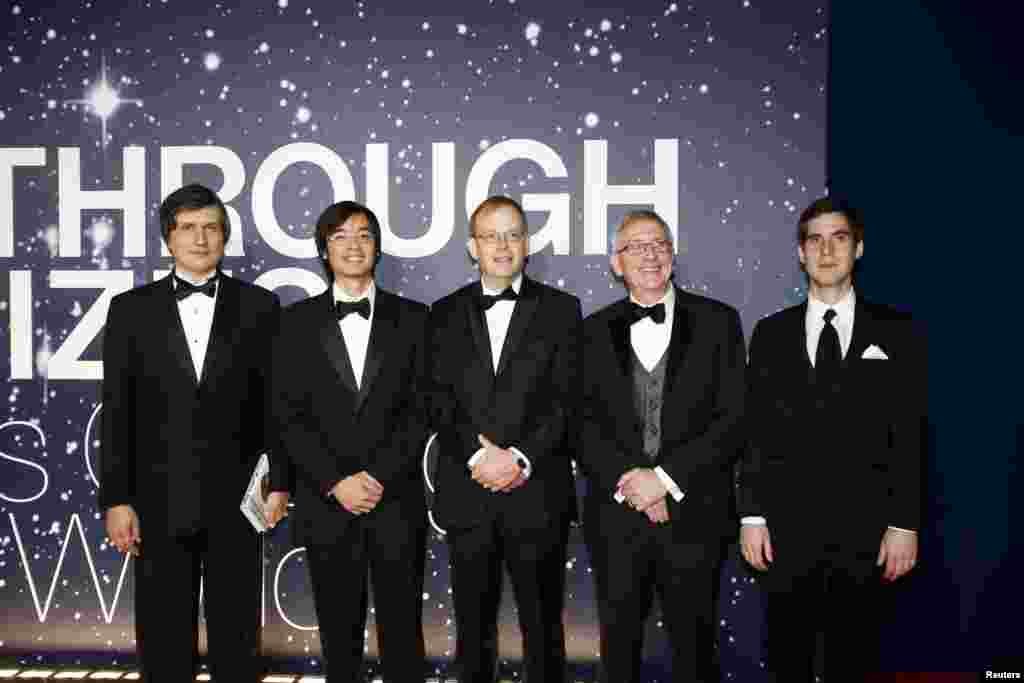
[628,301,666,325]
[335,298,371,320]
[174,275,217,301]
[479,287,518,311]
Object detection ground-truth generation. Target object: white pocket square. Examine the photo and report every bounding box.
[861,344,889,360]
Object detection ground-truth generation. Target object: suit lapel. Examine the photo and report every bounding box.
[495,277,540,376]
[199,274,239,388]
[317,292,359,396]
[608,301,633,380]
[464,282,496,384]
[846,299,873,367]
[160,275,200,385]
[356,289,394,411]
[663,288,693,396]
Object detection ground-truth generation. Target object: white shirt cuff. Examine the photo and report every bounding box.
[887,525,917,534]
[654,466,684,502]
[467,447,531,478]
[741,516,767,526]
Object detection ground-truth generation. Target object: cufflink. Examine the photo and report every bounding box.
[516,457,529,478]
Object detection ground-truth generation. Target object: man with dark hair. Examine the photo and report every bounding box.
[578,209,745,682]
[99,183,289,681]
[429,195,581,683]
[273,200,428,683]
[739,197,925,682]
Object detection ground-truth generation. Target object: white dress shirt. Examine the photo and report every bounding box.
[624,286,684,503]
[174,272,219,381]
[805,288,856,366]
[333,280,375,389]
[742,288,915,534]
[467,275,532,477]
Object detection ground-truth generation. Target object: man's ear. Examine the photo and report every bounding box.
[855,239,864,260]
[610,252,623,278]
[467,238,479,262]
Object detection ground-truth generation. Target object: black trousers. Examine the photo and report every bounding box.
[304,506,427,683]
[447,512,569,683]
[585,502,724,683]
[134,515,261,682]
[762,532,887,683]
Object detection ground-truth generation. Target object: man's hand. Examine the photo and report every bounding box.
[645,498,669,524]
[617,468,667,511]
[472,434,523,492]
[877,528,918,581]
[106,505,141,556]
[263,491,290,528]
[740,524,773,571]
[331,471,383,515]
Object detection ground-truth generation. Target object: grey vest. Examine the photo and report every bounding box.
[632,347,668,461]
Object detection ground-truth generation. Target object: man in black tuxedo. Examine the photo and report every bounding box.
[273,201,428,683]
[578,209,745,683]
[429,195,581,683]
[739,197,925,682]
[99,183,289,682]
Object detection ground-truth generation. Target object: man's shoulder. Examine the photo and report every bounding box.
[674,286,740,320]
[431,281,476,313]
[223,274,279,308]
[110,277,167,308]
[283,292,327,319]
[377,288,429,318]
[527,277,579,307]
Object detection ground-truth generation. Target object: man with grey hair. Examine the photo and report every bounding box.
[577,209,745,682]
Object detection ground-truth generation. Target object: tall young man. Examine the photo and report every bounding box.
[740,197,925,682]
[273,201,428,683]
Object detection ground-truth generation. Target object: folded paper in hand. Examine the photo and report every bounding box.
[240,453,271,533]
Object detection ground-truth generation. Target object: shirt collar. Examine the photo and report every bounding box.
[333,279,376,305]
[481,274,523,296]
[807,287,856,322]
[172,268,218,288]
[629,284,674,309]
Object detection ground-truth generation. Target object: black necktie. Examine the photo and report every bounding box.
[479,287,518,311]
[335,299,371,320]
[174,275,217,301]
[628,301,666,325]
[815,308,841,373]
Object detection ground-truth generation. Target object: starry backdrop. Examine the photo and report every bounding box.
[0,0,825,678]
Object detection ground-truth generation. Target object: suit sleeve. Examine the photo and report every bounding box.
[886,318,926,531]
[97,295,137,511]
[366,305,430,488]
[261,295,293,493]
[272,316,353,494]
[577,321,650,497]
[737,319,768,517]
[514,297,583,468]
[657,305,746,497]
[427,304,480,464]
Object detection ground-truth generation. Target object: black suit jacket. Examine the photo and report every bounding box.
[98,273,283,537]
[274,288,429,547]
[578,287,746,543]
[428,276,582,532]
[739,299,925,548]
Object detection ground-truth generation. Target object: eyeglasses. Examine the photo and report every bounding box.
[616,240,672,256]
[473,231,526,245]
[327,231,375,245]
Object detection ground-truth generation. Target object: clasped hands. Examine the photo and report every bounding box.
[332,471,383,515]
[618,468,669,525]
[471,434,527,493]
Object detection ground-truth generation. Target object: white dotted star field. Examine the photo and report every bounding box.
[0,0,826,678]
